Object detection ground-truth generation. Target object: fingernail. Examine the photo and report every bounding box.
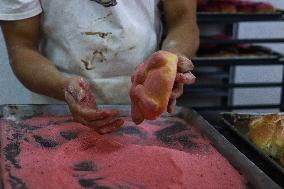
[65,91,73,102]
[189,73,196,79]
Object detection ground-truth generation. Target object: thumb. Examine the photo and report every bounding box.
[65,90,79,111]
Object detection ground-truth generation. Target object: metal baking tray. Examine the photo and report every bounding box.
[0,105,281,189]
[221,112,284,187]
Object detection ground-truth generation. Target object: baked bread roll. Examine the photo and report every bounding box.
[254,2,275,13]
[249,115,284,159]
[130,51,178,125]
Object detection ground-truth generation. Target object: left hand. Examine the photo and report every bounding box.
[167,55,196,113]
[65,77,124,134]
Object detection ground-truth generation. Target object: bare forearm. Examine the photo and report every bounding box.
[162,23,199,58]
[9,47,68,101]
[1,16,68,101]
[161,0,199,58]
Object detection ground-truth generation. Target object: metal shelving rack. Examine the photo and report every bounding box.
[182,10,284,111]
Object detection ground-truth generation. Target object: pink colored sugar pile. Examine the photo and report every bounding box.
[1,116,246,189]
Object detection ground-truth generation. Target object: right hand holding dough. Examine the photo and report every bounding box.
[130,51,178,125]
[64,77,124,134]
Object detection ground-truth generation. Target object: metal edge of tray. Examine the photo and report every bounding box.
[0,104,5,118]
[0,105,281,189]
[0,105,5,189]
[220,112,284,172]
[0,104,183,119]
[0,104,132,119]
[0,104,6,189]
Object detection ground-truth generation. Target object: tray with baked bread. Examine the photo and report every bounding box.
[197,0,284,22]
[197,0,283,14]
[196,45,281,59]
[221,113,284,181]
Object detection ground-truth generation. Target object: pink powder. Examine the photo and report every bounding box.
[1,116,246,189]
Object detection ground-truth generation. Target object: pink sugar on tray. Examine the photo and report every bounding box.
[1,116,247,189]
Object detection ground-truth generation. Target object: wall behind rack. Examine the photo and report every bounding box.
[233,0,284,111]
[0,29,32,104]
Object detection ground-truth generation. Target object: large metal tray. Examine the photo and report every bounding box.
[0,105,281,189]
[221,112,284,187]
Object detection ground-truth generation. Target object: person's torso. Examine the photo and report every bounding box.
[36,0,161,104]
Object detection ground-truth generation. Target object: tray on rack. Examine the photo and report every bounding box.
[193,45,283,65]
[194,55,280,61]
[0,105,281,189]
[221,112,284,187]
[192,56,283,66]
[193,47,284,66]
[198,9,284,22]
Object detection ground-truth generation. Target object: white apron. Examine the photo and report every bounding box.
[0,0,162,104]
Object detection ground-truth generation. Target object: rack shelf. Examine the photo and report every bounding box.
[194,71,230,79]
[190,104,281,111]
[182,90,228,97]
[197,10,284,23]
[186,10,284,112]
[193,56,284,66]
[186,82,283,89]
[200,38,284,45]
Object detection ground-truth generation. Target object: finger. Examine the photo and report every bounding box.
[167,98,174,113]
[167,98,177,113]
[72,108,119,125]
[136,69,146,84]
[66,96,109,120]
[73,115,89,126]
[70,103,120,121]
[98,119,125,134]
[135,85,159,113]
[78,116,118,131]
[77,108,116,121]
[177,56,194,73]
[130,87,145,125]
[88,116,121,128]
[65,90,77,106]
[98,108,120,117]
[131,100,144,125]
[170,84,183,99]
[175,72,196,85]
[131,73,135,83]
[132,64,145,84]
[145,52,165,70]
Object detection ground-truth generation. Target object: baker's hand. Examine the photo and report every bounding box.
[167,55,196,113]
[64,77,124,134]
